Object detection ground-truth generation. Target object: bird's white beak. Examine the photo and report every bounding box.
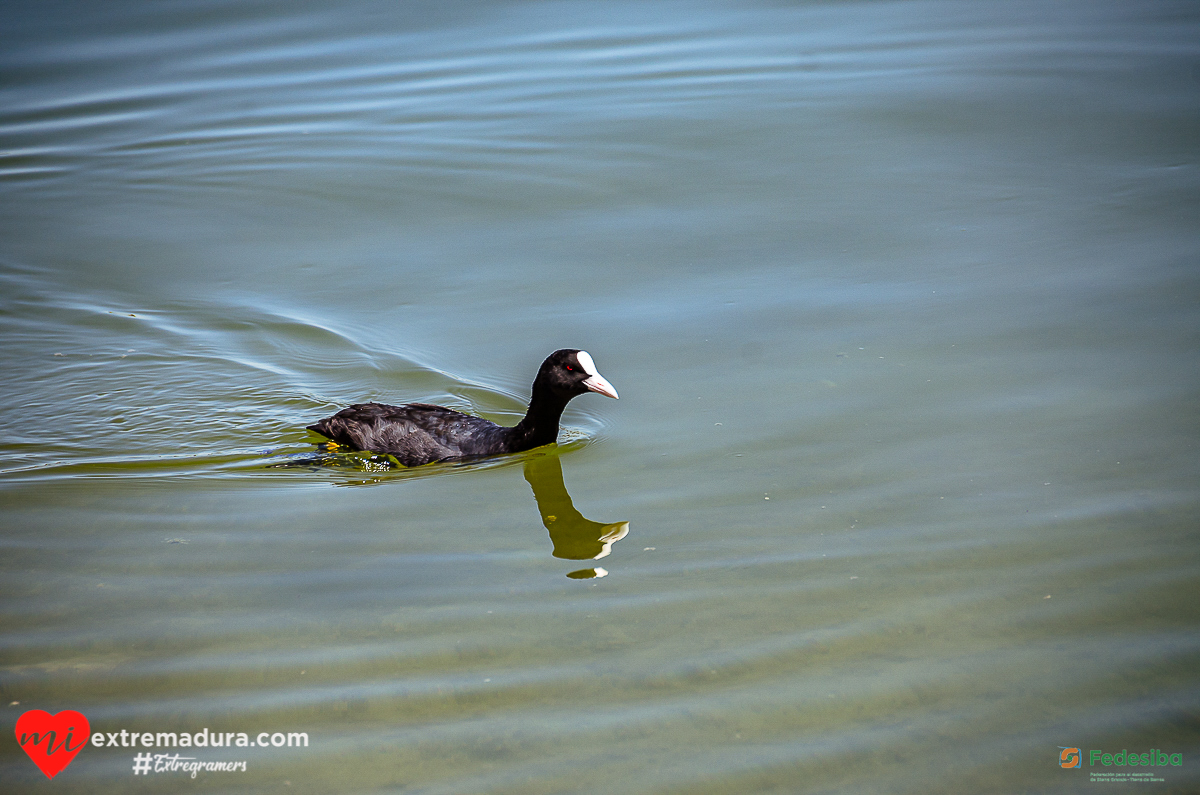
[576,350,619,399]
[583,373,619,400]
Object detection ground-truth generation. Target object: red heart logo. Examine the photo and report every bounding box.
[15,709,90,779]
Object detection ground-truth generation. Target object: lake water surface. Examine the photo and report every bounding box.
[2,1,1199,792]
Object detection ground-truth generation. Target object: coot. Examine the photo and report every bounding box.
[307,349,618,466]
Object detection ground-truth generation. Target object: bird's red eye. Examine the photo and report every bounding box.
[566,365,573,371]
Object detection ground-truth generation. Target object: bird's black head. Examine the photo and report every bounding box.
[536,349,619,401]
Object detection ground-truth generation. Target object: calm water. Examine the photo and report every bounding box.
[2,0,1199,792]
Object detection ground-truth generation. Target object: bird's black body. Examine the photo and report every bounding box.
[306,349,618,467]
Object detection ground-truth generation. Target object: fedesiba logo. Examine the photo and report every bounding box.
[1059,745,1183,769]
[1088,749,1182,768]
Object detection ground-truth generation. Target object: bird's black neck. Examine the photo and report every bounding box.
[510,382,570,450]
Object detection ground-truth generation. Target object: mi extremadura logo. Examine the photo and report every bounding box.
[14,709,308,780]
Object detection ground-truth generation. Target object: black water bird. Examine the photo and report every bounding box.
[307,349,618,466]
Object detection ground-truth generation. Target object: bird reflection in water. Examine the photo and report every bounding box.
[522,452,628,579]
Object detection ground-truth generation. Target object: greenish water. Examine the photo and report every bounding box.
[2,0,1199,792]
